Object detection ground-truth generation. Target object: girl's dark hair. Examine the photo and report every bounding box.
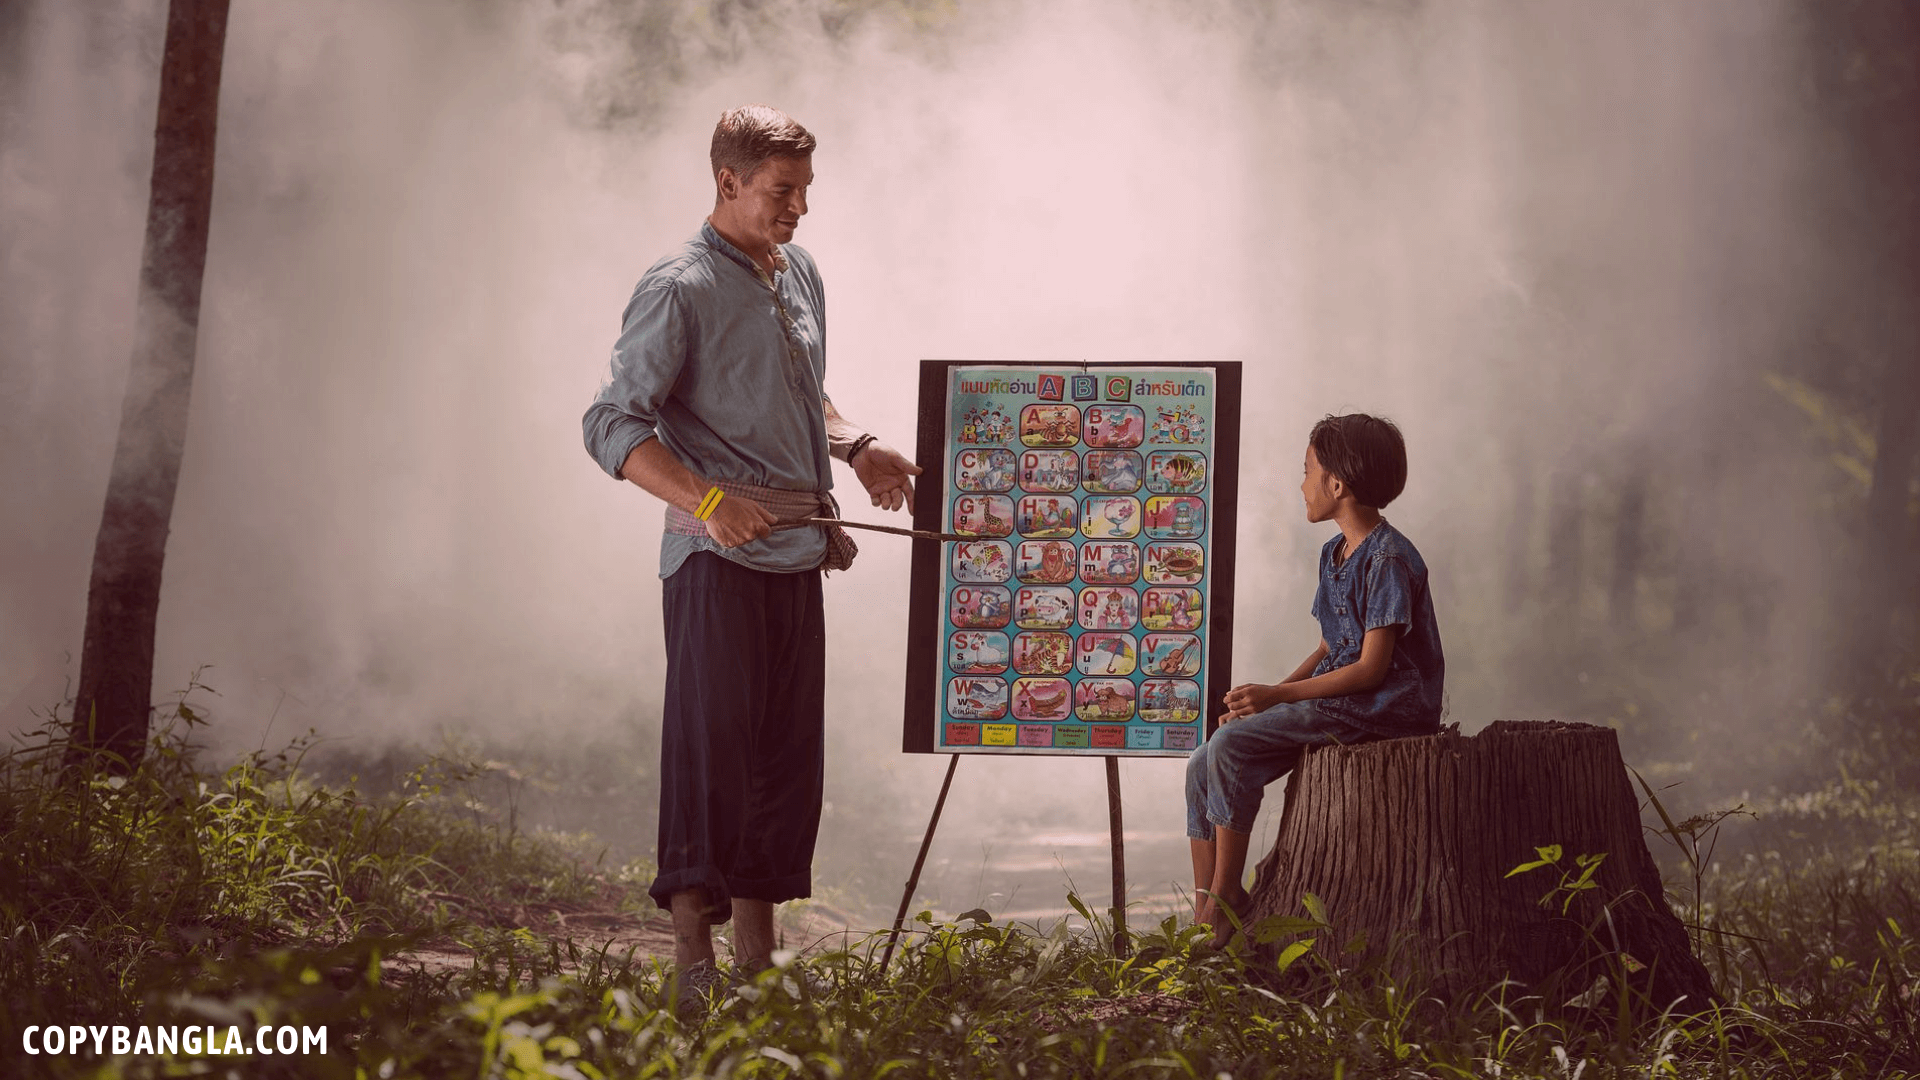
[1309,413,1407,509]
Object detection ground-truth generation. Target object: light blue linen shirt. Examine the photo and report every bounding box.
[583,222,834,577]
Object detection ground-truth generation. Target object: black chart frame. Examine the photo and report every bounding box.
[902,360,1242,756]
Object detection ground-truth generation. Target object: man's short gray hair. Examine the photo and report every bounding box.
[710,105,815,184]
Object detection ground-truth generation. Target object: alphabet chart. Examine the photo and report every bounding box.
[904,362,1240,757]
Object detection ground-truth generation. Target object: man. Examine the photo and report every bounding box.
[582,105,920,996]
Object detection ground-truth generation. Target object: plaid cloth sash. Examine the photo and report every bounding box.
[664,480,858,572]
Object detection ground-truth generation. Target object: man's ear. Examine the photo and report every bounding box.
[715,167,739,202]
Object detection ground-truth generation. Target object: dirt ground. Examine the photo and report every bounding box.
[381,899,877,980]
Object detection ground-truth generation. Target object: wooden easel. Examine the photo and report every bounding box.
[879,754,1132,972]
[885,361,1244,972]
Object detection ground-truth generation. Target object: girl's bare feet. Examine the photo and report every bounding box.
[1194,885,1250,948]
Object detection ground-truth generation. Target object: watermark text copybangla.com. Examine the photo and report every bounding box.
[22,1025,328,1057]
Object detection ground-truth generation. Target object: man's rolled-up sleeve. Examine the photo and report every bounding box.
[583,280,688,480]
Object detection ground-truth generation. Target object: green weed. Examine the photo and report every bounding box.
[4,684,1919,1078]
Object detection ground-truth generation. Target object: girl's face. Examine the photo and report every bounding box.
[1301,445,1341,523]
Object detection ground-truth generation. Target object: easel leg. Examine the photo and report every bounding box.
[880,752,961,974]
[1106,755,1130,959]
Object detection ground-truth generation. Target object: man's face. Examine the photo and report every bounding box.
[719,154,812,255]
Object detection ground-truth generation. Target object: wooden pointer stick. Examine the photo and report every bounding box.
[773,517,973,543]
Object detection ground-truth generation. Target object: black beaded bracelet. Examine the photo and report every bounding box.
[847,434,877,464]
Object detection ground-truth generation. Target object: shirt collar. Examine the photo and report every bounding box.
[1327,519,1388,574]
[700,220,787,278]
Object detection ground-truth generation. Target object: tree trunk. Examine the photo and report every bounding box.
[66,0,230,773]
[1860,348,1918,674]
[1807,0,1920,686]
[1850,0,1920,681]
[1543,464,1583,620]
[1243,721,1716,1012]
[1501,439,1534,613]
[1607,454,1648,632]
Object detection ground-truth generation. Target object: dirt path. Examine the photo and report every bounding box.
[381,901,878,980]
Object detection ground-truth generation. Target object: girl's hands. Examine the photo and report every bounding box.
[1219,682,1293,723]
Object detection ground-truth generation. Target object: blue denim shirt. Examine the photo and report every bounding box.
[1308,520,1445,736]
[583,222,833,577]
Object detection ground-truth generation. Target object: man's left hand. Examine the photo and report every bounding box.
[852,442,921,512]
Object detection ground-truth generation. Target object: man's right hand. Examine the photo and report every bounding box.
[703,493,777,548]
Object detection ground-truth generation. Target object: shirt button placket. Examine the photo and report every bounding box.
[770,280,806,394]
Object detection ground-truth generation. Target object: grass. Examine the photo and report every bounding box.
[3,684,1918,1078]
[0,679,647,1071]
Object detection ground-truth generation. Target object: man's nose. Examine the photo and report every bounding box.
[791,189,808,217]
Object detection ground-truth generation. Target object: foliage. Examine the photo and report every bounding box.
[5,693,1920,1077]
[542,0,960,131]
[0,678,639,1074]
[28,877,1920,1078]
[1505,844,1610,915]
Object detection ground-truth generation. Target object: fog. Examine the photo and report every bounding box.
[1,0,1851,921]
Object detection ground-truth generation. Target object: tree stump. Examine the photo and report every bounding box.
[1243,720,1716,1010]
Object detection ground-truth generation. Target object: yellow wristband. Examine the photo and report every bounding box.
[694,486,725,521]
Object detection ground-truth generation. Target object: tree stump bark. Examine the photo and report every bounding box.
[1244,720,1716,1010]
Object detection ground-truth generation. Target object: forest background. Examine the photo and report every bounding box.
[2,0,1916,935]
